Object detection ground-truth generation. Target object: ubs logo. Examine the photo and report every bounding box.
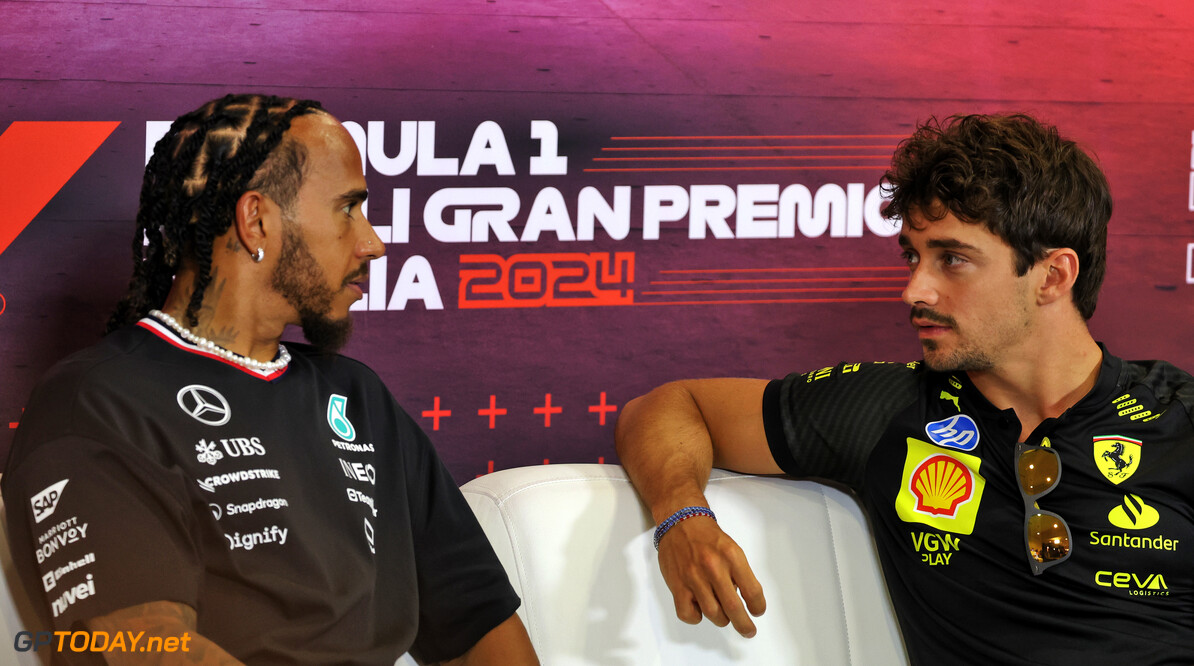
[177,385,230,426]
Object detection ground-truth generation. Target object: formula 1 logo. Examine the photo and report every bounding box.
[327,394,356,441]
[0,122,119,258]
[31,479,69,524]
[176,385,231,426]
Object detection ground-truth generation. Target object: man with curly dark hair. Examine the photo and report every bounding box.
[617,114,1194,664]
[3,94,537,665]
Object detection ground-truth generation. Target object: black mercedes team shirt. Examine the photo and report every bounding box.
[763,349,1194,665]
[3,319,519,664]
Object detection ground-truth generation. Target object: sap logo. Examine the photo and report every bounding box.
[339,459,376,486]
[1095,571,1169,596]
[31,480,69,524]
[327,395,356,441]
[50,573,95,618]
[925,414,980,451]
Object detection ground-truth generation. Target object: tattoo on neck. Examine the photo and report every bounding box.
[225,237,241,252]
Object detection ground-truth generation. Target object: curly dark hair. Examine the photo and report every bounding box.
[880,113,1111,319]
[107,93,325,332]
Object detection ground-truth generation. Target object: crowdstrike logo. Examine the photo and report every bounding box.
[177,385,230,426]
[327,394,356,441]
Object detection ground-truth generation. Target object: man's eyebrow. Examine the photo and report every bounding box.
[336,188,369,206]
[925,238,981,252]
[898,234,981,253]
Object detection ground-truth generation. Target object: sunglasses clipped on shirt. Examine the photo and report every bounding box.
[1016,443,1072,575]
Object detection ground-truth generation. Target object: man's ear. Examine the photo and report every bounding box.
[232,190,270,257]
[1037,248,1080,306]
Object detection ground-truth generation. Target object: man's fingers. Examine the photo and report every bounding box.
[671,592,703,625]
[731,556,767,617]
[691,585,730,628]
[710,575,757,638]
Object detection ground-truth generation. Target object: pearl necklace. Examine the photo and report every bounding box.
[149,309,291,372]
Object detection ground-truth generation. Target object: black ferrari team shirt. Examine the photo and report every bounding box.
[764,348,1194,665]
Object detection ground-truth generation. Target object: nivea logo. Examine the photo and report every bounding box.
[925,415,980,451]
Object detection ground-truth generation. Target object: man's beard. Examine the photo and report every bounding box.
[911,306,995,373]
[271,226,362,353]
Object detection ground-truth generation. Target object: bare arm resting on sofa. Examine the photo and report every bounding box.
[615,379,780,638]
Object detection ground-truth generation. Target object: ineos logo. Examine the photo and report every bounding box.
[177,385,231,426]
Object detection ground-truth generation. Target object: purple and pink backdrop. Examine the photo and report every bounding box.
[3,1,1193,483]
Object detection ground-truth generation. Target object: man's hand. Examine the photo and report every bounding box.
[615,378,778,637]
[87,600,242,665]
[656,513,766,638]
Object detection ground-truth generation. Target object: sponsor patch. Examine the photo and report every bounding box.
[1093,435,1141,485]
[1095,570,1169,596]
[176,385,230,426]
[1107,493,1160,530]
[196,440,224,466]
[31,479,69,524]
[896,438,985,535]
[41,552,96,592]
[327,394,356,441]
[924,414,980,451]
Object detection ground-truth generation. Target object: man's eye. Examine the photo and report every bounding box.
[943,254,966,266]
[900,250,918,266]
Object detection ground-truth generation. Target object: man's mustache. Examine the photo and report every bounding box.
[342,263,370,287]
[910,307,957,328]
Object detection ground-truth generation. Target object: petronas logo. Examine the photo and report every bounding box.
[1108,494,1160,530]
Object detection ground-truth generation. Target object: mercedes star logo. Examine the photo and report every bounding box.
[176,385,231,426]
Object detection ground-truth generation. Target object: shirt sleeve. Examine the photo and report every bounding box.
[397,408,520,663]
[2,436,205,630]
[762,361,921,490]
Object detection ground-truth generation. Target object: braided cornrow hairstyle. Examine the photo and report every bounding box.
[107,93,324,332]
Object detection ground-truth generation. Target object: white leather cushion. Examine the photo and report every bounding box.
[462,464,906,666]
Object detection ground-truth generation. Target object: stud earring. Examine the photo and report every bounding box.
[252,248,265,263]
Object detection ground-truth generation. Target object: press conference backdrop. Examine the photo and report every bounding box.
[2,1,1192,483]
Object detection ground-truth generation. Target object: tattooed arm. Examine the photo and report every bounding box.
[86,601,242,665]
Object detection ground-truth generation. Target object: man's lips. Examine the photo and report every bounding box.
[910,308,955,338]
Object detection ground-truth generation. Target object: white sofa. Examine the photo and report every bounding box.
[1,465,906,665]
[461,464,907,665]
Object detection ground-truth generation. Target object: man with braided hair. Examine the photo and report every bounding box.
[616,114,1194,663]
[3,94,536,665]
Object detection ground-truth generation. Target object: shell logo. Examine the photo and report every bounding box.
[910,455,973,517]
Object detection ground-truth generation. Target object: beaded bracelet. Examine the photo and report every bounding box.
[653,506,717,550]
